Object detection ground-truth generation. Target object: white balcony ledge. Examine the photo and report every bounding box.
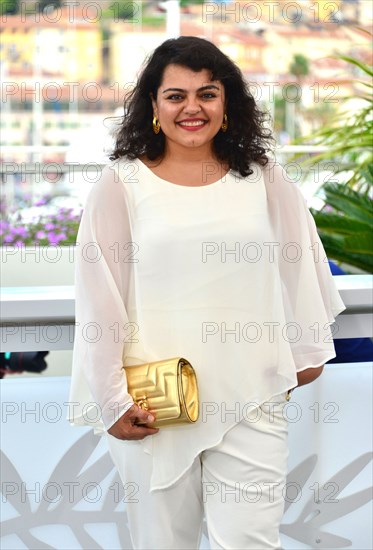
[1,275,372,352]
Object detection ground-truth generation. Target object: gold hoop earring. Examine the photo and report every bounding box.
[153,116,161,134]
[221,114,228,132]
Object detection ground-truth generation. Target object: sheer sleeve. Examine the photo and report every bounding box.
[68,162,135,431]
[263,161,346,372]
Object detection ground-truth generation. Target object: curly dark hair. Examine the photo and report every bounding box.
[110,36,274,177]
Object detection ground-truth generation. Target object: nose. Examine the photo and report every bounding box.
[183,95,202,114]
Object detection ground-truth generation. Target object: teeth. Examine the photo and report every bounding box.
[179,121,206,127]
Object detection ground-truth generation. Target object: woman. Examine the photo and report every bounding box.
[68,36,345,549]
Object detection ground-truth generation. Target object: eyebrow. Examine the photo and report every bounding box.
[162,85,221,94]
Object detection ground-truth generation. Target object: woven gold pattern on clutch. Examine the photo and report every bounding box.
[123,357,199,428]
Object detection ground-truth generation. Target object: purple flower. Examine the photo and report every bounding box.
[36,230,46,239]
[35,198,47,206]
[14,226,27,236]
[54,233,67,243]
[47,231,58,244]
[45,222,55,230]
[4,234,13,243]
[34,194,51,207]
[14,240,24,247]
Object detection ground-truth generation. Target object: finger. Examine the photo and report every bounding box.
[126,406,155,423]
[134,412,156,424]
[125,403,140,418]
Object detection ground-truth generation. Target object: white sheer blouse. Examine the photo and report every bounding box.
[68,156,346,492]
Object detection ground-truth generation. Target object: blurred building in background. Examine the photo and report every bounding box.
[1,1,371,158]
[0,0,371,210]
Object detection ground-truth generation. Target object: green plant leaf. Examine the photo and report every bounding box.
[344,233,373,254]
[336,55,373,77]
[294,46,373,273]
[311,213,371,234]
[316,183,373,225]
[317,233,373,272]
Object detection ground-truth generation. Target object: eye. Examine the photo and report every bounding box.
[166,94,183,100]
[201,93,217,99]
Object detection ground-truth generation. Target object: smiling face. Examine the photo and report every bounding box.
[150,64,226,156]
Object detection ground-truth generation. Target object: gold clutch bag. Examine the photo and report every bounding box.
[123,357,199,428]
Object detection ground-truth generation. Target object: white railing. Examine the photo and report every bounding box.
[0,144,332,165]
[0,146,350,211]
[1,275,372,352]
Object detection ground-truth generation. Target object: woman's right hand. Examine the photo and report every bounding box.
[107,403,160,440]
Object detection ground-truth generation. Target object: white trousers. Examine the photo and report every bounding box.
[106,392,289,550]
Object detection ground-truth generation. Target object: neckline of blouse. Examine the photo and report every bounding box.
[135,157,233,189]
